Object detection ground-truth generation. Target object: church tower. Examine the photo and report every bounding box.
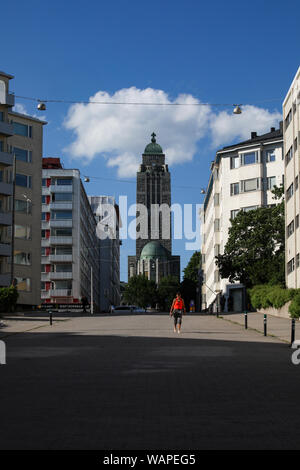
[128,133,180,282]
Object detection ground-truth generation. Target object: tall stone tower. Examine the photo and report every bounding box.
[128,133,180,282]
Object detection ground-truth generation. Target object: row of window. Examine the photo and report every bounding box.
[41,246,72,256]
[42,210,72,221]
[287,254,300,275]
[287,215,300,238]
[230,150,276,169]
[286,176,299,201]
[41,264,72,273]
[285,100,297,131]
[41,228,73,238]
[42,192,73,204]
[41,281,72,291]
[42,178,73,186]
[230,177,276,196]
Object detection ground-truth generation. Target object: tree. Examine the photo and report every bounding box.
[0,286,18,315]
[123,275,157,310]
[181,251,201,308]
[183,251,201,283]
[215,186,285,288]
[157,275,180,311]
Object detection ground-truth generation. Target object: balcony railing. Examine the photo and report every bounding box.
[49,254,72,262]
[0,181,13,196]
[49,185,73,193]
[50,289,72,297]
[50,272,73,280]
[0,273,10,286]
[50,202,72,210]
[0,121,14,136]
[50,220,72,228]
[49,236,72,245]
[6,94,15,107]
[0,211,12,226]
[0,243,11,257]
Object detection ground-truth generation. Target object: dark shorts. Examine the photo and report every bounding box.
[173,309,183,325]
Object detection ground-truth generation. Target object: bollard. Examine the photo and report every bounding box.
[264,314,267,336]
[291,318,295,346]
[244,311,248,329]
[49,310,53,326]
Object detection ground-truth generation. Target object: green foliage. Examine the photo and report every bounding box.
[183,251,201,284]
[123,275,157,310]
[289,293,300,318]
[216,200,285,288]
[0,286,18,314]
[249,285,299,314]
[157,275,180,310]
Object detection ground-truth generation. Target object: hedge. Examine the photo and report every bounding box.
[248,285,300,318]
[0,286,18,314]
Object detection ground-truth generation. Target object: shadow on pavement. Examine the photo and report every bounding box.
[0,329,299,450]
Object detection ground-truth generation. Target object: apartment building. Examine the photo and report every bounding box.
[41,158,100,309]
[283,67,300,288]
[88,196,121,311]
[201,125,284,312]
[0,71,45,307]
[0,71,14,288]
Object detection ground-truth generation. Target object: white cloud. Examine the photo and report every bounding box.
[209,105,282,147]
[63,87,281,177]
[13,102,47,122]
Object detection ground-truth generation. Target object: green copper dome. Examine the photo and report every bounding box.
[144,132,163,154]
[140,241,168,260]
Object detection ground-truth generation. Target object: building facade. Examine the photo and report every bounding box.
[41,158,100,309]
[201,125,284,312]
[88,195,121,311]
[0,71,45,307]
[128,133,180,283]
[283,67,300,288]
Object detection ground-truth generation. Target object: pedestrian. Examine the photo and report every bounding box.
[170,292,186,334]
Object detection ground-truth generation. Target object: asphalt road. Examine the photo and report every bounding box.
[0,313,299,450]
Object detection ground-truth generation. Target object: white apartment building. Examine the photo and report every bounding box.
[88,196,121,312]
[283,67,300,288]
[41,158,100,309]
[201,125,284,312]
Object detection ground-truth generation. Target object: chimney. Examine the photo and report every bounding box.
[270,127,275,132]
[251,132,257,139]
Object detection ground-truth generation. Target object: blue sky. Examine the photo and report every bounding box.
[2,0,299,281]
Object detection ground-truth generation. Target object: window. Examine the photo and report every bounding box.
[230,156,239,169]
[42,178,47,187]
[52,228,72,236]
[15,277,31,292]
[41,229,47,238]
[214,270,220,282]
[53,192,72,201]
[295,137,298,153]
[266,149,276,162]
[202,254,206,264]
[41,212,47,221]
[267,176,276,190]
[0,141,3,151]
[287,220,295,238]
[214,219,220,231]
[15,225,31,240]
[296,176,299,191]
[241,151,258,166]
[287,258,295,275]
[55,280,72,290]
[296,215,299,229]
[55,264,72,273]
[41,247,46,256]
[214,193,219,206]
[16,173,31,188]
[241,178,259,192]
[14,147,32,163]
[243,206,258,212]
[55,246,72,255]
[13,122,32,138]
[285,109,292,130]
[56,178,72,186]
[41,264,46,273]
[41,282,46,291]
[285,146,293,166]
[286,183,294,201]
[214,245,220,256]
[14,251,31,266]
[297,254,300,269]
[51,210,72,220]
[230,209,240,219]
[0,112,3,121]
[230,182,239,195]
[15,199,31,214]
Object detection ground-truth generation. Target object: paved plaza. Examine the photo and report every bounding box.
[0,312,300,449]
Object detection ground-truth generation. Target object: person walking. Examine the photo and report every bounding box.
[170,292,186,334]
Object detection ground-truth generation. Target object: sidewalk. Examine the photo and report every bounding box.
[220,311,297,343]
[0,312,72,339]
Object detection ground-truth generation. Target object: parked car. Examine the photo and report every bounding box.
[112,305,146,314]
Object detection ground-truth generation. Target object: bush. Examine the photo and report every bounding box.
[289,293,300,318]
[0,286,18,314]
[249,285,299,313]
